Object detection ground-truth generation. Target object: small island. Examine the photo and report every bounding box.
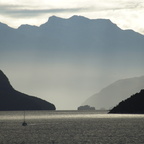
[0,70,56,111]
[109,89,144,114]
[78,105,95,111]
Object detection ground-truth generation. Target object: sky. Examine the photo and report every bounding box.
[0,0,144,34]
[0,0,144,110]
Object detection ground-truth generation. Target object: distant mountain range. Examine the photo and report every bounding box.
[0,70,56,110]
[109,89,144,114]
[1,15,144,55]
[83,76,144,110]
[1,15,144,110]
[1,16,144,74]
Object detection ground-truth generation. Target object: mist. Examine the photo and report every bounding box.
[1,48,144,110]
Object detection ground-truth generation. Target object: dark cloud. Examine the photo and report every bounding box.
[0,4,89,18]
[0,1,143,18]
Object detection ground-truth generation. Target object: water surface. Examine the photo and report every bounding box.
[0,111,144,144]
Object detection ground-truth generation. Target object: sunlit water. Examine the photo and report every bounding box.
[0,111,144,144]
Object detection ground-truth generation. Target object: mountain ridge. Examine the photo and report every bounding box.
[0,70,56,111]
[1,15,143,35]
[83,76,144,110]
[1,15,144,52]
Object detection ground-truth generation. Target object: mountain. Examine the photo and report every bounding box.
[82,76,144,110]
[1,15,144,54]
[1,15,144,70]
[0,70,56,110]
[1,15,144,110]
[109,89,144,114]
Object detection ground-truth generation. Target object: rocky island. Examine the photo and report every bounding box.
[109,90,144,114]
[0,70,56,110]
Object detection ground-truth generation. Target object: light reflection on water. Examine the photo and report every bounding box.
[0,111,144,144]
[0,110,144,120]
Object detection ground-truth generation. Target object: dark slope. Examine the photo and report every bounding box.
[109,90,144,114]
[0,70,56,110]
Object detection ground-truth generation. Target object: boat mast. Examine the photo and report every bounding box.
[22,111,27,126]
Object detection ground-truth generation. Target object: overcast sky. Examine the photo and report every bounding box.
[0,0,144,34]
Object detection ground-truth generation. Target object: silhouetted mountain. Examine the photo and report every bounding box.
[1,15,144,68]
[0,70,56,111]
[1,15,144,54]
[83,76,144,110]
[109,90,144,114]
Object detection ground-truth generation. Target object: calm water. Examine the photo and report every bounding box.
[0,111,144,144]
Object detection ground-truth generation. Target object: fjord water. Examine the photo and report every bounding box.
[0,111,144,144]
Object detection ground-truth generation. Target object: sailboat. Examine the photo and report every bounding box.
[22,111,27,126]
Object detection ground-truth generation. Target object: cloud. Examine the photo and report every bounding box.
[0,4,89,17]
[0,0,144,33]
[1,1,143,18]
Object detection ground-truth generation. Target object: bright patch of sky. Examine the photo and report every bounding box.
[0,0,144,34]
